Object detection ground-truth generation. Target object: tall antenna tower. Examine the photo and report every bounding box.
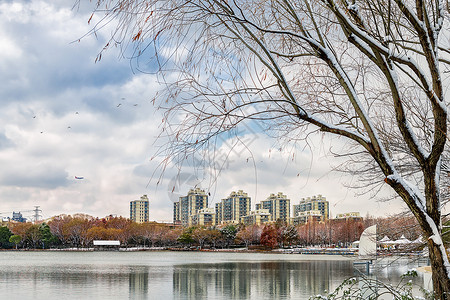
[33,206,42,223]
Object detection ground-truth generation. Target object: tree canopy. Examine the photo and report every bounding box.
[0,226,13,249]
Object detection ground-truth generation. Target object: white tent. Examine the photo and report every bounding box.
[394,235,411,244]
[379,236,391,243]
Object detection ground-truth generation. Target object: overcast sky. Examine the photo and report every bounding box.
[0,0,407,222]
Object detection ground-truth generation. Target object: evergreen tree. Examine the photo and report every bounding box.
[0,226,13,249]
[39,223,59,248]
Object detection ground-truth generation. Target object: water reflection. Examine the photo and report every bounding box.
[129,272,149,299]
[0,252,425,300]
[172,260,354,299]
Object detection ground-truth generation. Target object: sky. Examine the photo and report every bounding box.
[0,0,407,222]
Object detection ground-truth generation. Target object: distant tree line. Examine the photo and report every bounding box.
[0,213,434,250]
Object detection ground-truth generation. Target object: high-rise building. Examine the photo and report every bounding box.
[293,194,329,220]
[173,188,209,227]
[255,192,290,223]
[173,201,181,226]
[130,195,150,223]
[215,190,251,225]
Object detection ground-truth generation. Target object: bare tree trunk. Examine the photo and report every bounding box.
[429,241,450,299]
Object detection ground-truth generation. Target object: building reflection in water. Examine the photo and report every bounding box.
[129,272,149,299]
[172,260,354,299]
[0,254,425,299]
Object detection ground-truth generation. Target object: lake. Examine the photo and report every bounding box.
[0,251,426,299]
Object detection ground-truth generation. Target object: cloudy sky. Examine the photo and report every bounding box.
[0,0,406,222]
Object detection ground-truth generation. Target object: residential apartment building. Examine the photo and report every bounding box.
[130,195,150,223]
[189,208,216,226]
[173,188,209,227]
[293,195,329,221]
[173,200,181,226]
[255,192,290,223]
[291,210,323,225]
[215,190,251,225]
[241,209,271,226]
[335,212,362,221]
[11,212,26,223]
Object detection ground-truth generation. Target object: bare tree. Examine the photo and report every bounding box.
[86,0,450,296]
[237,224,262,247]
[141,223,165,247]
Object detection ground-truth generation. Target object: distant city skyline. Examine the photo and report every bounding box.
[3,190,359,223]
[173,189,344,226]
[0,182,396,223]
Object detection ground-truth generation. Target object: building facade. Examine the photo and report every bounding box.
[335,212,362,221]
[173,188,209,227]
[255,192,290,223]
[241,209,271,226]
[291,210,324,225]
[215,190,251,225]
[11,212,26,223]
[130,195,150,223]
[173,201,181,226]
[293,195,329,221]
[189,208,216,226]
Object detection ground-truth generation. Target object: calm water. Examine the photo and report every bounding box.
[0,251,424,299]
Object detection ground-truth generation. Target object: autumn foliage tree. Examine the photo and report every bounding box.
[260,225,279,249]
[62,214,96,247]
[9,222,35,248]
[48,214,72,246]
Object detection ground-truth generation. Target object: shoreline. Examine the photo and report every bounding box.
[0,247,359,255]
[0,247,427,260]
